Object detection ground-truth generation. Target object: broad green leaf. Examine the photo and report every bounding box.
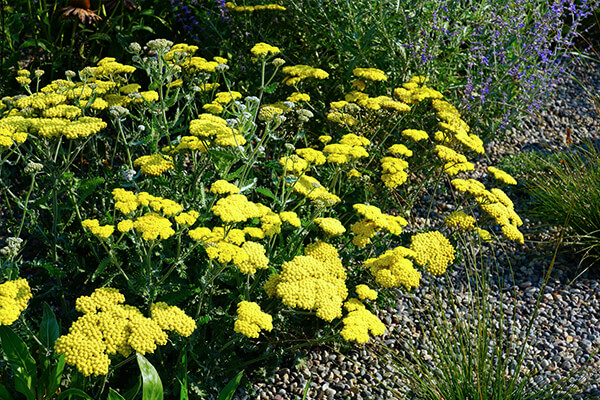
[123,378,142,400]
[216,370,244,400]
[178,352,188,400]
[0,326,37,396]
[91,257,113,282]
[0,382,13,400]
[40,303,60,348]
[13,377,34,400]
[256,187,277,201]
[19,39,51,53]
[107,389,127,400]
[136,353,163,400]
[47,355,65,396]
[56,388,94,400]
[88,33,111,42]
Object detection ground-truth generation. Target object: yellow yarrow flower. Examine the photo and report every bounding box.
[250,42,281,57]
[234,301,273,338]
[365,246,420,290]
[355,284,377,301]
[82,219,114,239]
[133,213,175,240]
[313,217,346,236]
[133,154,174,176]
[55,288,187,377]
[210,180,241,195]
[445,211,476,230]
[150,302,196,337]
[0,279,32,325]
[279,211,301,228]
[340,302,386,343]
[352,67,387,82]
[410,231,455,276]
[488,166,517,185]
[402,129,429,141]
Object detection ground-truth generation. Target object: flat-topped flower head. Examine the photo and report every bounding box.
[251,43,281,57]
[352,67,387,82]
[234,301,273,338]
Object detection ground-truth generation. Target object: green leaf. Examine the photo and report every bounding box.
[19,39,51,53]
[77,177,105,204]
[107,389,127,400]
[0,326,37,397]
[0,382,14,400]
[88,33,111,42]
[13,377,34,400]
[40,303,60,348]
[136,353,163,400]
[216,370,244,400]
[178,352,188,400]
[122,378,142,400]
[91,257,113,282]
[56,388,94,400]
[263,83,279,94]
[256,187,277,201]
[47,355,65,396]
[224,165,244,181]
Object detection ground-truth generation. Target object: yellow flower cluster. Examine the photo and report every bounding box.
[287,92,310,103]
[340,299,386,343]
[150,302,197,337]
[282,65,329,86]
[365,246,420,289]
[289,175,340,206]
[388,143,413,157]
[133,154,174,176]
[280,211,302,228]
[210,180,241,195]
[27,117,107,139]
[451,179,523,243]
[163,136,209,154]
[352,68,387,82]
[296,148,326,165]
[0,116,28,149]
[402,129,429,142]
[355,284,377,301]
[211,194,268,223]
[434,145,474,176]
[380,156,409,189]
[93,57,136,78]
[82,219,115,239]
[250,42,281,57]
[351,204,408,247]
[233,301,273,338]
[410,231,455,275]
[322,134,369,164]
[432,99,485,154]
[266,241,347,322]
[189,114,246,147]
[393,76,443,104]
[55,288,194,376]
[280,154,309,175]
[445,210,477,230]
[133,213,176,240]
[326,111,358,126]
[338,90,410,113]
[488,166,517,185]
[313,217,346,236]
[236,241,270,274]
[0,279,32,325]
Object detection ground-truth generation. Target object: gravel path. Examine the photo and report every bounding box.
[236,56,600,400]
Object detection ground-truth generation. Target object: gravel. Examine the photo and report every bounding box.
[234,57,600,400]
